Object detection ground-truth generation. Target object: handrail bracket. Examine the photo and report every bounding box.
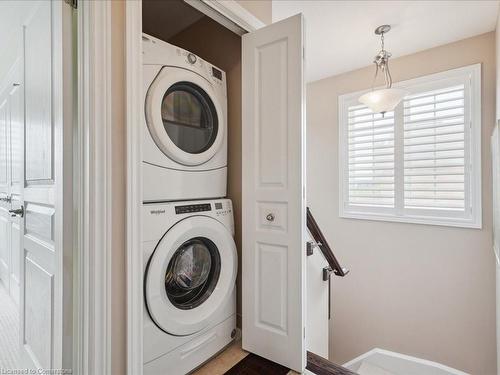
[307,207,349,278]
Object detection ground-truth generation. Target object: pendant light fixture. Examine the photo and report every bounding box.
[359,25,408,115]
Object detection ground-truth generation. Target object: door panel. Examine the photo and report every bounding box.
[24,254,53,370]
[0,98,7,190]
[10,221,21,305]
[10,73,24,205]
[21,2,56,369]
[0,213,9,287]
[8,62,23,305]
[242,14,306,372]
[0,80,11,291]
[24,2,53,182]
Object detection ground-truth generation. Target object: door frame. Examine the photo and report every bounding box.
[0,1,113,373]
[74,1,113,374]
[124,1,263,374]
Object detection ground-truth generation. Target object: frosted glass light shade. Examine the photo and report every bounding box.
[359,88,408,114]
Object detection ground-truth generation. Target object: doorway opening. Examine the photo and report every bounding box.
[128,1,307,374]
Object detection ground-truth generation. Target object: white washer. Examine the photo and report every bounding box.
[143,199,237,375]
[143,33,228,202]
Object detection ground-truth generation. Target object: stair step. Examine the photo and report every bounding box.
[306,351,358,375]
[358,361,396,375]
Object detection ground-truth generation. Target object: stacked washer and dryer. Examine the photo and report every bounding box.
[142,34,238,375]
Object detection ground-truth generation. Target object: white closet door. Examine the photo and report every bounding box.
[0,95,10,290]
[21,2,56,369]
[242,14,306,372]
[0,58,22,306]
[8,61,23,305]
[21,1,73,370]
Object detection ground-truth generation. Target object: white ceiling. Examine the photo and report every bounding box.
[272,1,500,82]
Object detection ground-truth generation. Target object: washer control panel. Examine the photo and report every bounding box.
[144,199,235,241]
[175,203,211,215]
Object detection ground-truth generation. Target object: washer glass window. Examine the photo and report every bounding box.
[161,82,218,154]
[165,237,221,310]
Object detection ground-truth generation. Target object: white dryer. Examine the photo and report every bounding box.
[142,33,228,202]
[143,199,237,375]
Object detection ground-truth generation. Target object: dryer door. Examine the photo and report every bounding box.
[145,67,225,166]
[145,216,237,336]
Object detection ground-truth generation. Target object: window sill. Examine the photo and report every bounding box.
[339,210,482,229]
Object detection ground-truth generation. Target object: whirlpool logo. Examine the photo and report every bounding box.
[150,209,165,215]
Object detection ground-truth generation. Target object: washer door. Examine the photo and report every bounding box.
[145,66,224,166]
[145,216,237,336]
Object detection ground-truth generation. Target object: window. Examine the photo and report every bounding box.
[338,64,481,228]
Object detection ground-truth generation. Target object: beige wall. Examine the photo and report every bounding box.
[307,32,497,374]
[235,0,272,25]
[108,2,271,374]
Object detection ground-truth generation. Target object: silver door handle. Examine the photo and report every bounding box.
[9,206,24,218]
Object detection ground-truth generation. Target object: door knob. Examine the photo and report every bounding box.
[9,206,24,218]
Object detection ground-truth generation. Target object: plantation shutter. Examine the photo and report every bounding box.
[339,64,481,228]
[347,105,395,208]
[403,84,467,213]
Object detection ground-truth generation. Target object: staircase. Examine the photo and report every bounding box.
[306,208,353,375]
[307,351,358,375]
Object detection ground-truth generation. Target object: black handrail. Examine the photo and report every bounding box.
[306,207,349,277]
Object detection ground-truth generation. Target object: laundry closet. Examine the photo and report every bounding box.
[139,1,309,374]
[141,1,244,373]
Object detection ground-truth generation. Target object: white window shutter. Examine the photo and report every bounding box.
[347,105,395,208]
[403,84,467,211]
[339,64,481,228]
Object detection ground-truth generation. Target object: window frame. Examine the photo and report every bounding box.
[338,64,482,228]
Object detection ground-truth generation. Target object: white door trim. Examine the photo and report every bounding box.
[75,1,113,374]
[184,0,265,34]
[125,1,261,374]
[125,1,143,374]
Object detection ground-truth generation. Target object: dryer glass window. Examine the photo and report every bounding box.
[161,82,219,154]
[165,237,221,310]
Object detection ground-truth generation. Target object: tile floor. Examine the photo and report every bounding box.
[0,282,21,370]
[192,340,299,375]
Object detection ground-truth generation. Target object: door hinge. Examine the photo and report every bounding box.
[64,0,77,9]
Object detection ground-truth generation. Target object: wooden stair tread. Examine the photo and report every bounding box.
[306,351,358,375]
